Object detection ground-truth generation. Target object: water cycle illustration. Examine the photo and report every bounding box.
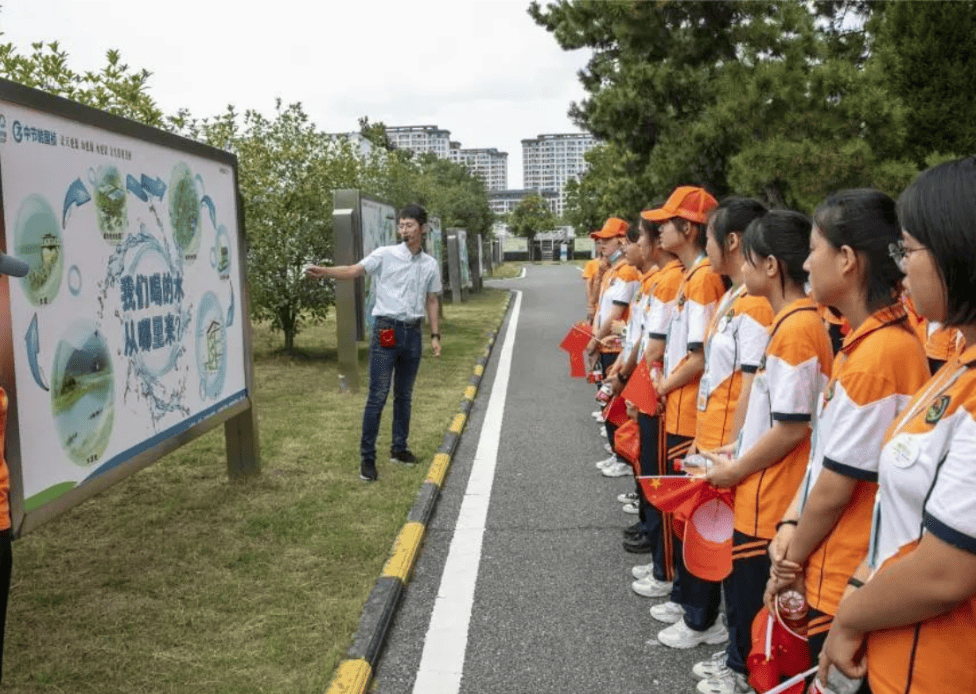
[195,291,227,400]
[92,165,128,244]
[15,194,64,306]
[50,321,115,466]
[168,162,203,262]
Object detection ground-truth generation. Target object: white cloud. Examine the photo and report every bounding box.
[1,0,592,187]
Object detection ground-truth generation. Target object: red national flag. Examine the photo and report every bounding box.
[559,321,592,378]
[621,360,659,415]
[613,419,640,468]
[637,475,734,581]
[746,607,811,693]
[602,395,628,427]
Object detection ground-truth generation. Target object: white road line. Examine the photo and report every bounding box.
[411,290,522,694]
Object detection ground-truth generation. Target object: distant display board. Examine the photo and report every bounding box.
[457,230,472,289]
[0,80,253,533]
[359,196,397,333]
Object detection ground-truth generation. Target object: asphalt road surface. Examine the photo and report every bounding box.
[375,264,722,694]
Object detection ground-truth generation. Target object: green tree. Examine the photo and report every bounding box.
[531,0,919,217]
[0,40,165,126]
[871,0,976,166]
[194,101,363,352]
[357,116,395,152]
[509,194,557,247]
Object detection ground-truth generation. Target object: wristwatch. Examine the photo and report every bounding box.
[431,333,441,340]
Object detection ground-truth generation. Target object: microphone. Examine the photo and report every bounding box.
[0,252,30,278]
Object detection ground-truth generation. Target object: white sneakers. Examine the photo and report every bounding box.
[631,561,654,579]
[657,619,729,649]
[618,491,639,504]
[692,651,730,680]
[696,669,754,694]
[622,501,639,514]
[591,409,605,421]
[649,600,685,623]
[594,455,617,470]
[602,461,631,477]
[631,575,672,598]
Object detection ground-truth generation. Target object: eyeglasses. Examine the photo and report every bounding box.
[887,241,926,273]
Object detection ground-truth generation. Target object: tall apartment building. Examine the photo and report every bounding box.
[487,188,559,215]
[385,126,508,191]
[451,147,508,191]
[385,125,452,158]
[521,132,597,216]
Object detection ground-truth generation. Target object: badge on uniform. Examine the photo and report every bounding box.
[925,394,950,424]
[823,381,836,407]
[888,434,920,469]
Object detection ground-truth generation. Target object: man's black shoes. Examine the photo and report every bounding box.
[360,459,378,482]
[390,449,418,465]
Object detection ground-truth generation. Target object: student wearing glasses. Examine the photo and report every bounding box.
[819,158,976,694]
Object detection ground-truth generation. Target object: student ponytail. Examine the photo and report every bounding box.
[742,210,812,293]
[813,189,903,311]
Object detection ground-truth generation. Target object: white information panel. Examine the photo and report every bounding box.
[0,87,248,520]
[359,196,396,333]
[457,230,472,289]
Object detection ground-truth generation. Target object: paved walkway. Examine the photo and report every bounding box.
[375,265,718,694]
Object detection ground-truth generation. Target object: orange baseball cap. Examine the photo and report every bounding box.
[641,186,717,225]
[590,217,630,239]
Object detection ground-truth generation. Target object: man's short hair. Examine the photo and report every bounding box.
[399,203,428,227]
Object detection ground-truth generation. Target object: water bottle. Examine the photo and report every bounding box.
[595,381,613,404]
[338,374,349,394]
[777,589,808,637]
[808,667,863,694]
[682,453,711,475]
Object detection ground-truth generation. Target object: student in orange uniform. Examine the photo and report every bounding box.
[583,236,606,323]
[695,198,773,453]
[587,218,642,471]
[627,213,686,564]
[686,198,773,693]
[765,190,930,667]
[642,186,727,649]
[697,211,833,694]
[819,158,976,694]
[603,224,656,480]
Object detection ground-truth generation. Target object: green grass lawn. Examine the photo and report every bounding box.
[4,289,509,694]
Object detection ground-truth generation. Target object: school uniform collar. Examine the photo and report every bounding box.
[839,303,909,355]
[682,254,709,277]
[770,296,818,333]
[661,259,683,273]
[958,341,976,368]
[611,257,630,272]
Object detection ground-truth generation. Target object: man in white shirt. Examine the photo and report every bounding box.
[307,204,442,481]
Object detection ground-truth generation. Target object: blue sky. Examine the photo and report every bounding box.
[1,0,591,188]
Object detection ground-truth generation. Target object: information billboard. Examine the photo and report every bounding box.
[0,79,257,535]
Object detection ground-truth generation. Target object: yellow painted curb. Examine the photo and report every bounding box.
[449,412,466,434]
[463,385,477,400]
[474,364,484,376]
[326,658,372,694]
[426,452,452,487]
[382,522,425,582]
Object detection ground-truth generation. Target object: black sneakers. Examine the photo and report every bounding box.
[360,459,378,482]
[389,449,418,465]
